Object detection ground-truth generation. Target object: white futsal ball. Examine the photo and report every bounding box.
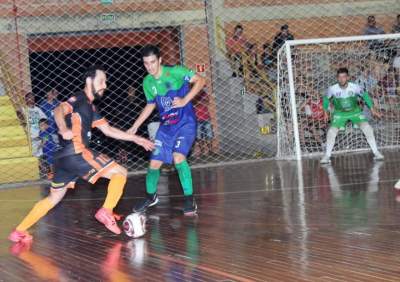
[123,212,146,238]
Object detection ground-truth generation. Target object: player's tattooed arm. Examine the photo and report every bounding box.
[172,74,206,108]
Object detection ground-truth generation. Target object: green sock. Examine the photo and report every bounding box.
[175,160,193,196]
[146,168,160,194]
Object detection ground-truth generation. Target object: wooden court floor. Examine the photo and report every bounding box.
[1,151,400,281]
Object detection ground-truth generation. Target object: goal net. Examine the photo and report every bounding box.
[276,33,400,160]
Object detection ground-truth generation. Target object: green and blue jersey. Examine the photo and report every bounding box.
[143,65,196,126]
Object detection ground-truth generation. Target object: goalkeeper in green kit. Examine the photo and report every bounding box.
[320,67,384,164]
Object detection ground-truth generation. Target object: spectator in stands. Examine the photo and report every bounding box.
[299,92,327,148]
[24,92,47,158]
[262,43,273,69]
[356,66,378,93]
[40,88,59,142]
[393,48,400,86]
[392,14,400,33]
[379,68,397,117]
[226,24,248,77]
[356,66,378,121]
[193,89,214,157]
[261,43,276,81]
[363,15,385,35]
[363,16,388,60]
[38,118,58,179]
[272,24,294,60]
[393,49,400,69]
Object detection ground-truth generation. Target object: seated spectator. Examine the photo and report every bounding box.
[38,118,58,179]
[193,89,214,157]
[272,24,294,60]
[226,24,248,77]
[392,14,400,33]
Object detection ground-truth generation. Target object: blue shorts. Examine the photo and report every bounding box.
[197,120,213,140]
[151,122,196,164]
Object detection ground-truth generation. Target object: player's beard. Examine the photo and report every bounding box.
[92,81,103,102]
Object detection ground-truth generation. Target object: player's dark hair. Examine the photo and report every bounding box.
[82,65,105,82]
[25,92,33,99]
[39,118,48,124]
[337,67,349,76]
[141,45,161,59]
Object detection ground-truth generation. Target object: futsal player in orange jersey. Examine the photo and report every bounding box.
[9,65,154,243]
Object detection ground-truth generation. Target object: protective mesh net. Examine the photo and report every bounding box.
[0,0,398,185]
[277,34,400,159]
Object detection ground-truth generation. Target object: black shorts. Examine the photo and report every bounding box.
[51,149,117,189]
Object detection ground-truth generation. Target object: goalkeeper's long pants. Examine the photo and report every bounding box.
[324,122,378,157]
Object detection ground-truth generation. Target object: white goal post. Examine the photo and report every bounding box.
[277,33,400,160]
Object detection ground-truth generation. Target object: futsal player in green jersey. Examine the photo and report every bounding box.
[321,67,383,164]
[129,45,205,215]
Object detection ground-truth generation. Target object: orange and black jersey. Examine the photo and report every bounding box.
[58,92,107,156]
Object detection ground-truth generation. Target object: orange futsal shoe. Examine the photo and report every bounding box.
[95,208,121,235]
[8,230,33,243]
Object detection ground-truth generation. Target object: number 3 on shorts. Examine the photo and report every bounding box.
[175,140,181,148]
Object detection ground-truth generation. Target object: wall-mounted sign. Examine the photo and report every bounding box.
[100,13,116,24]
